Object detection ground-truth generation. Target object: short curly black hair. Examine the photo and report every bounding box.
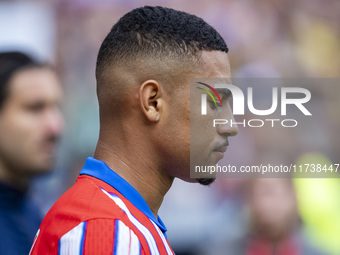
[96,6,228,77]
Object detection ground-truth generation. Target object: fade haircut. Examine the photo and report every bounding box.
[96,6,229,81]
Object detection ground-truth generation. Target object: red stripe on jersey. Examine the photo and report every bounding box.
[30,175,170,254]
[92,178,169,254]
[83,219,115,254]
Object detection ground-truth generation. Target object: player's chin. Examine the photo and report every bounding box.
[197,177,216,186]
[179,176,216,186]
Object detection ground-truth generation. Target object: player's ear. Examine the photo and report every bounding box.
[139,80,163,122]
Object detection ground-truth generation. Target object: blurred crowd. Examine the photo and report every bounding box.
[0,0,339,254]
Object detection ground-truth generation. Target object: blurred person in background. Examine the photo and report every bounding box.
[212,178,328,255]
[0,51,64,255]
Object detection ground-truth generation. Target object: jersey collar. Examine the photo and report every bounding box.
[79,157,167,233]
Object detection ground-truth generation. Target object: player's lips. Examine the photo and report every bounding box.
[214,146,227,153]
[213,141,229,158]
[213,141,229,152]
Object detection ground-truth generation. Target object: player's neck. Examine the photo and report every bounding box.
[94,139,174,218]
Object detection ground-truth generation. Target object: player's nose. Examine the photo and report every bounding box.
[216,118,238,137]
[216,109,238,137]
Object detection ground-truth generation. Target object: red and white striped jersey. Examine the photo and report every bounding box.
[29,157,174,255]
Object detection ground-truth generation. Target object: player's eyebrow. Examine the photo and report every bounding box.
[215,88,232,99]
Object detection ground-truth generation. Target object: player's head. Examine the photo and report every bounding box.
[0,51,63,188]
[96,6,237,185]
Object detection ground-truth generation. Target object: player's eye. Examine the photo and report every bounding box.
[208,100,216,110]
[209,100,222,110]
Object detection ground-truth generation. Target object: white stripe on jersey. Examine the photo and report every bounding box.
[115,220,141,255]
[101,189,161,255]
[129,225,142,255]
[29,229,40,255]
[59,222,86,255]
[150,221,173,255]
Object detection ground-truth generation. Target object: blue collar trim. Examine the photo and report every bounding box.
[79,157,167,233]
